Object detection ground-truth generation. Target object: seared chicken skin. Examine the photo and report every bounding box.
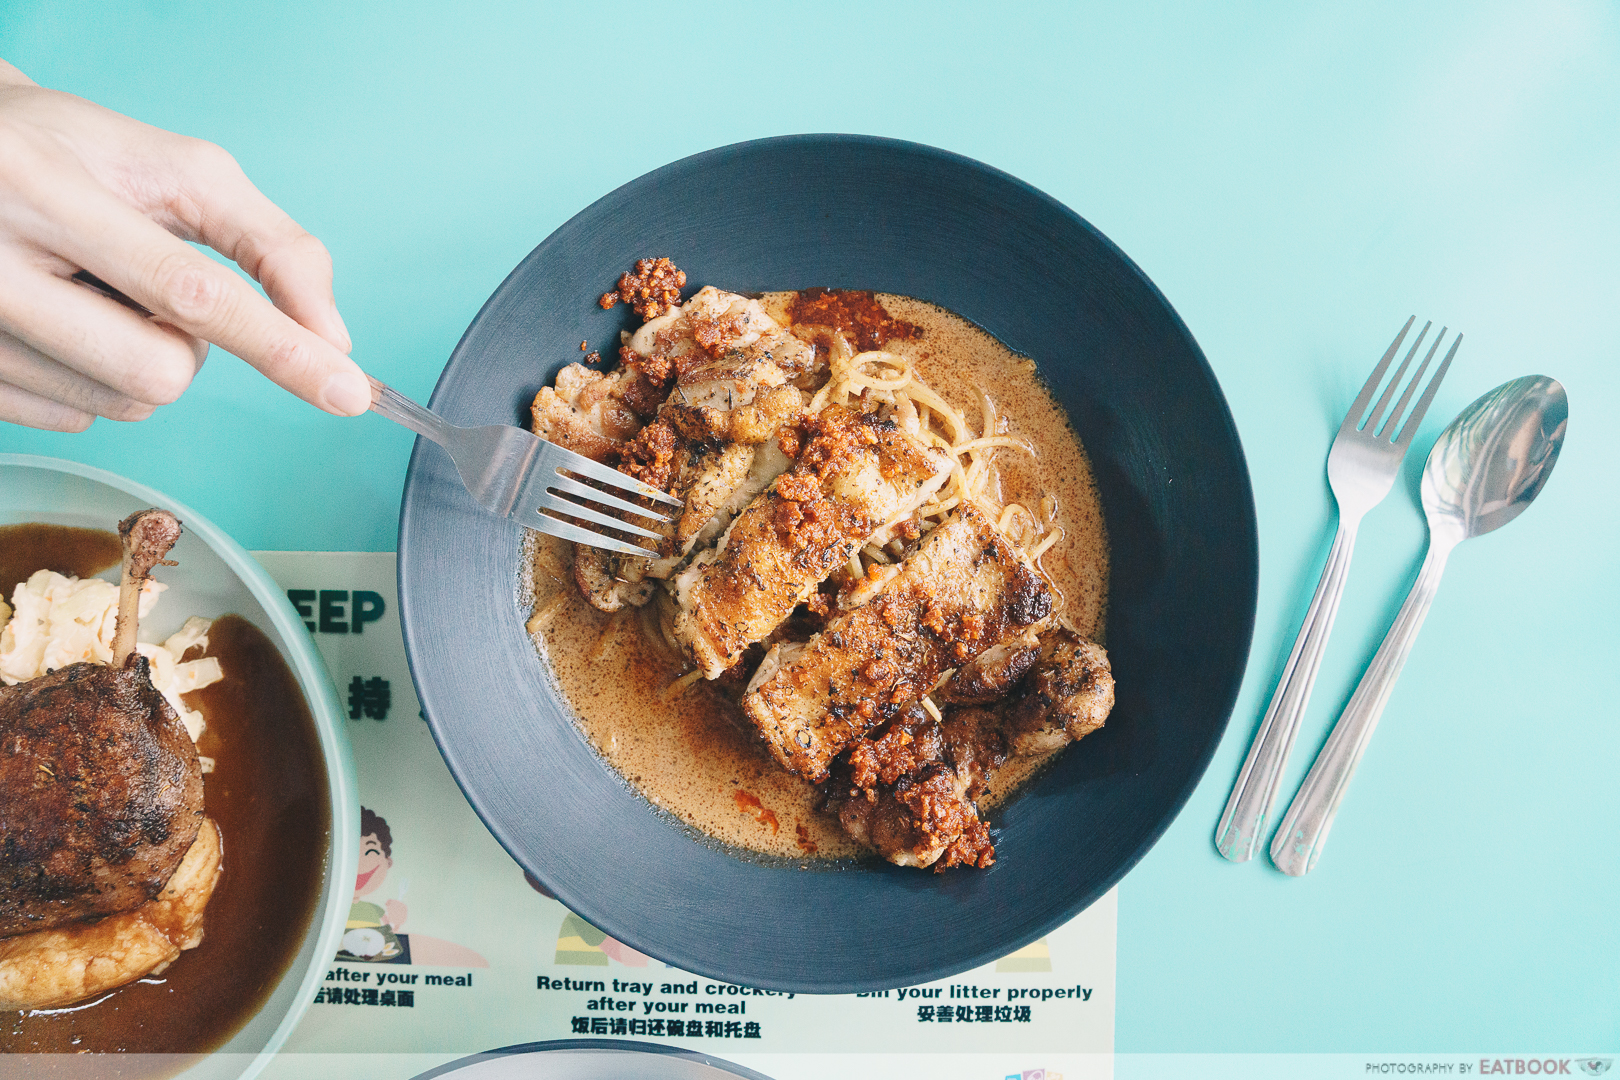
[817,630,1111,872]
[938,705,1009,800]
[936,627,1043,706]
[1004,629,1115,755]
[675,404,952,681]
[559,287,817,612]
[742,503,1051,782]
[529,363,662,464]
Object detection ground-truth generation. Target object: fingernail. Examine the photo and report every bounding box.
[322,370,371,416]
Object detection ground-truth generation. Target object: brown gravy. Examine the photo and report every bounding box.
[0,523,124,602]
[525,293,1109,861]
[1,537,329,1067]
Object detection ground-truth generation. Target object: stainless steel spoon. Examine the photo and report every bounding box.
[1270,374,1568,876]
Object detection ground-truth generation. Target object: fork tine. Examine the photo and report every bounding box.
[1362,320,1429,433]
[1377,328,1445,441]
[531,514,660,558]
[548,473,672,524]
[1394,332,1462,448]
[1341,316,1415,434]
[538,494,664,541]
[543,443,683,508]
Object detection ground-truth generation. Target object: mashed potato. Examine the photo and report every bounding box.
[0,571,223,766]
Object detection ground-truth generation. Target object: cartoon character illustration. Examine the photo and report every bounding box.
[525,870,653,968]
[337,806,489,968]
[341,808,407,962]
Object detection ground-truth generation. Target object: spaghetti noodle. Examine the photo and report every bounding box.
[812,343,1058,573]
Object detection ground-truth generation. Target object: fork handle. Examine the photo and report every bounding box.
[1216,516,1361,862]
[366,375,454,447]
[1270,536,1455,876]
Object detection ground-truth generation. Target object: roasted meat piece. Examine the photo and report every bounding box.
[631,288,814,561]
[673,404,952,680]
[530,363,660,463]
[0,817,221,1009]
[1,508,203,939]
[1005,629,1115,756]
[936,627,1043,705]
[939,705,1008,800]
[820,707,995,870]
[0,658,205,938]
[628,286,820,396]
[560,287,815,613]
[742,503,1052,782]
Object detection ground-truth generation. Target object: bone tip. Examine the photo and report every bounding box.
[119,509,183,574]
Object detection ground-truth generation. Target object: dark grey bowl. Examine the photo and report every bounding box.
[397,135,1257,993]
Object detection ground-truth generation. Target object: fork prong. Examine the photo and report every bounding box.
[1377,328,1445,441]
[530,514,660,558]
[1341,317,1415,435]
[548,473,673,524]
[544,443,683,508]
[1394,332,1461,448]
[538,493,664,541]
[1362,320,1429,434]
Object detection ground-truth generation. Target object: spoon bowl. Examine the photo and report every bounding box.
[1423,374,1568,545]
[1272,374,1568,875]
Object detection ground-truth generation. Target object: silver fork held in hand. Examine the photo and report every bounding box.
[1216,318,1456,862]
[365,375,679,557]
[369,376,455,445]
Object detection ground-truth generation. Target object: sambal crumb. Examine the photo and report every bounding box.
[599,257,687,320]
[787,288,922,351]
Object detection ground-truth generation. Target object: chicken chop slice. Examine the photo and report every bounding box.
[741,503,1052,782]
[563,287,815,612]
[819,706,996,870]
[673,404,952,681]
[1004,629,1115,756]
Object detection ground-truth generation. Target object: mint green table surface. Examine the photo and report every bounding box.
[3,0,1616,1060]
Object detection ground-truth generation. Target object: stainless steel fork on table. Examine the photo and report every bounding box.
[366,376,680,556]
[1215,319,1461,863]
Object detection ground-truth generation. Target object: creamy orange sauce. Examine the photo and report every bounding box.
[523,294,1109,860]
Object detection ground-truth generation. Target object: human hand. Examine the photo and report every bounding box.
[383,898,408,930]
[0,60,370,431]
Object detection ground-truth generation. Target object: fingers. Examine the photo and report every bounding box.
[0,61,37,88]
[0,328,157,422]
[0,254,207,407]
[159,140,352,354]
[30,167,370,416]
[0,379,95,432]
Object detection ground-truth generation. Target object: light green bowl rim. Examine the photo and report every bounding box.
[0,452,359,1078]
